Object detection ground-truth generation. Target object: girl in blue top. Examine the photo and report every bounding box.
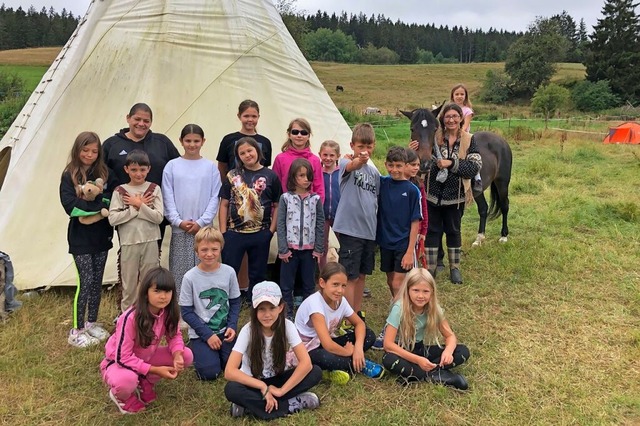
[382,268,470,389]
[162,124,221,300]
[318,140,340,269]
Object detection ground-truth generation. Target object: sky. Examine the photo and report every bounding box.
[1,0,614,32]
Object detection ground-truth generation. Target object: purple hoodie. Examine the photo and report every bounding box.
[272,148,325,203]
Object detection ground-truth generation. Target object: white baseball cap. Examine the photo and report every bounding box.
[252,281,282,308]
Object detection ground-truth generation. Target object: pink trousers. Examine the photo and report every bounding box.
[100,347,194,400]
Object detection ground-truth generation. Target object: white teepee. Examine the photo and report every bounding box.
[0,0,352,290]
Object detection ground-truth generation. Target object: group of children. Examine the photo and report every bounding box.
[59,88,475,418]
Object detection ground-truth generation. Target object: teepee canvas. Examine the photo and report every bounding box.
[0,0,353,290]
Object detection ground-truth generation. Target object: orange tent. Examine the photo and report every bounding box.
[603,122,640,144]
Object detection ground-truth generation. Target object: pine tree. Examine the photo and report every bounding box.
[585,0,640,104]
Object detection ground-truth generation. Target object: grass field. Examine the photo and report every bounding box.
[1,47,639,425]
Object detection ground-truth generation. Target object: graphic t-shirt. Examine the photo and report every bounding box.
[219,167,281,233]
[332,158,380,240]
[233,319,302,379]
[179,264,240,340]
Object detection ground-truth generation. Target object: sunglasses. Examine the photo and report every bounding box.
[290,129,309,136]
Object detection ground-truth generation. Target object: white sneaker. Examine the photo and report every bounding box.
[85,322,110,341]
[68,328,100,348]
[288,392,320,413]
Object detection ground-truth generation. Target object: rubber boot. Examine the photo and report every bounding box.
[426,247,439,277]
[436,241,446,274]
[426,368,468,390]
[448,247,463,284]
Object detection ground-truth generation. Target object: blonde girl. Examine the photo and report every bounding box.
[319,140,341,269]
[382,268,470,389]
[450,84,474,132]
[224,281,322,419]
[60,131,115,348]
[272,118,325,202]
[451,84,482,192]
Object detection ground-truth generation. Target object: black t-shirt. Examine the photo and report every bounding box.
[216,132,272,170]
[219,167,281,232]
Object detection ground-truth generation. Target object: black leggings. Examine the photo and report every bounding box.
[382,341,469,381]
[72,251,108,329]
[224,365,322,420]
[308,328,376,372]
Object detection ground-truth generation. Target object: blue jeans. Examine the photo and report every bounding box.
[188,336,236,381]
[280,249,316,317]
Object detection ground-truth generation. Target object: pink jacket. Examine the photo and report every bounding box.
[272,148,325,203]
[103,307,185,376]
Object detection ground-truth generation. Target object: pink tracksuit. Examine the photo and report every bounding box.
[100,307,193,400]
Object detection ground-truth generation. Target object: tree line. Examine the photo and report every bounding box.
[278,1,589,65]
[0,5,79,50]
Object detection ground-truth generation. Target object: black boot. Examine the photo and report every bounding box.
[450,268,463,284]
[426,369,468,390]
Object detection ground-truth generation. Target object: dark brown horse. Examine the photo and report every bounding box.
[402,108,512,245]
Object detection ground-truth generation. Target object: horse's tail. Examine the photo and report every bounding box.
[488,182,501,220]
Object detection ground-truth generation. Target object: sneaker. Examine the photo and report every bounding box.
[473,178,483,193]
[361,359,384,379]
[288,392,320,413]
[322,370,350,385]
[372,330,385,350]
[230,402,245,418]
[336,319,354,336]
[363,287,372,298]
[137,379,157,404]
[108,389,145,414]
[68,329,100,348]
[85,322,110,341]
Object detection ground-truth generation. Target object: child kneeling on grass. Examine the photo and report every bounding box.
[224,281,322,420]
[382,268,469,389]
[294,262,383,384]
[101,267,193,414]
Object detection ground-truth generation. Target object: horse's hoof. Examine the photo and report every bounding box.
[472,234,485,247]
[498,237,508,243]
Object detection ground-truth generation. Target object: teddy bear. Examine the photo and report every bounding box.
[76,178,109,225]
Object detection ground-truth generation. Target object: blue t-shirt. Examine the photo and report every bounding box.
[377,177,422,250]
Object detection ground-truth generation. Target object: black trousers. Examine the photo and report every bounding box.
[308,327,376,372]
[224,365,322,420]
[426,203,464,248]
[382,341,469,381]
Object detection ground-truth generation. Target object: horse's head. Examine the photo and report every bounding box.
[401,105,442,163]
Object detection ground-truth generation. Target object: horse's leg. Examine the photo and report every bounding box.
[472,192,488,247]
[499,189,509,243]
